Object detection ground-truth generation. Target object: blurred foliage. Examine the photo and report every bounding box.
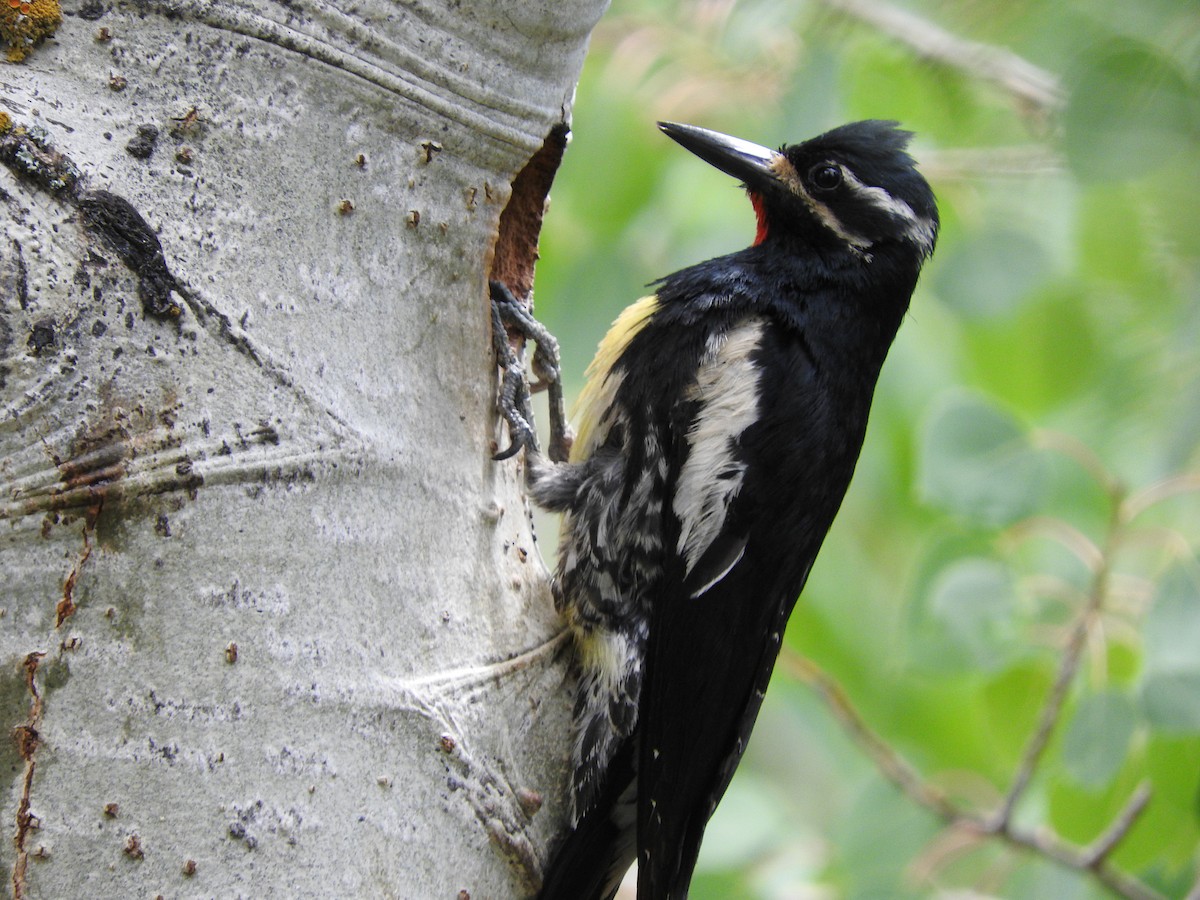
[532,0,1200,896]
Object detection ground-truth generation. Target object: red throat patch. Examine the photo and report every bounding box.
[750,192,768,245]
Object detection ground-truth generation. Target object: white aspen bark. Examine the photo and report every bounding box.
[0,0,606,895]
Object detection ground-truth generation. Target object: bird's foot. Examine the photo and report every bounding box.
[490,280,572,463]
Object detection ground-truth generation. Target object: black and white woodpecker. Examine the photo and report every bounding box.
[492,119,938,900]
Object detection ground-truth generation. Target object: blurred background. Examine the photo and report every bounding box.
[531,0,1200,896]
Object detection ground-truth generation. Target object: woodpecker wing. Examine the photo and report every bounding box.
[637,535,803,899]
[635,291,877,898]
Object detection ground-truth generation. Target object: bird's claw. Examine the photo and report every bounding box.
[491,282,539,460]
[491,280,573,463]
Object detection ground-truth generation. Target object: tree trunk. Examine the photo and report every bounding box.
[0,0,604,895]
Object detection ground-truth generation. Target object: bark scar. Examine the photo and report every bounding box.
[489,122,569,301]
[12,651,47,899]
[56,514,96,627]
[77,190,183,319]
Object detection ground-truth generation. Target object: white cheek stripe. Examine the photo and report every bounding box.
[771,156,872,251]
[674,319,765,579]
[786,162,936,256]
[806,194,874,251]
[841,168,938,255]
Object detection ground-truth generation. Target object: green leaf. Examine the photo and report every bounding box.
[922,558,1018,672]
[933,228,1053,320]
[918,392,1044,525]
[1139,565,1200,732]
[1061,691,1136,788]
[961,284,1104,416]
[1141,672,1200,733]
[1143,565,1200,673]
[1003,857,1098,900]
[1064,39,1200,182]
[834,779,938,899]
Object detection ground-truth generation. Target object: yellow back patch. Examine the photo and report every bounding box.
[571,294,660,462]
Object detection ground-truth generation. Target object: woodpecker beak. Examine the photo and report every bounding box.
[658,122,783,190]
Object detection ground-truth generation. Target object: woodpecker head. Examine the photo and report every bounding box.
[658,120,938,260]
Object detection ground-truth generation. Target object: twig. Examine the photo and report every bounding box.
[1003,516,1104,571]
[1033,429,1124,498]
[813,0,1064,117]
[993,499,1120,830]
[779,646,1167,899]
[998,820,1166,900]
[1021,573,1088,609]
[991,597,1096,828]
[920,145,1063,181]
[1122,473,1200,523]
[1082,783,1152,868]
[778,650,962,821]
[907,822,992,886]
[1118,525,1196,566]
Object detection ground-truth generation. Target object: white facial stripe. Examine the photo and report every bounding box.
[804,193,874,251]
[674,318,765,580]
[903,216,938,256]
[775,159,873,250]
[781,160,936,255]
[841,168,916,220]
[840,168,937,255]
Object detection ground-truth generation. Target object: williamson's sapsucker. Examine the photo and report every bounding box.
[493,119,939,900]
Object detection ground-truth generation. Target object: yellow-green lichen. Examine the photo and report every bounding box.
[1,0,62,62]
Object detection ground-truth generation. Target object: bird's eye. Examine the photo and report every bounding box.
[809,164,843,192]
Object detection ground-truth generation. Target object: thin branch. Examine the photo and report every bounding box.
[1002,516,1105,572]
[920,145,1064,181]
[1032,429,1124,498]
[779,647,1166,899]
[813,0,1065,117]
[1106,573,1156,609]
[1021,573,1089,609]
[1082,783,1153,868]
[993,506,1117,829]
[1118,524,1197,565]
[778,650,962,821]
[992,603,1090,825]
[907,822,991,886]
[1122,473,1200,523]
[999,821,1166,900]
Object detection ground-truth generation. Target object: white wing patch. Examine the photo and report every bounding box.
[673,318,765,586]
